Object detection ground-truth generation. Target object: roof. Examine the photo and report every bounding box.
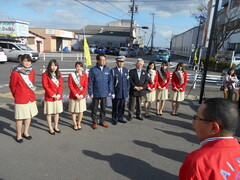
[29,31,45,39]
[64,25,131,37]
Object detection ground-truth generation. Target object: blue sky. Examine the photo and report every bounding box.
[0,0,208,47]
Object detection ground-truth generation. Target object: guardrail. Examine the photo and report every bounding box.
[40,67,89,78]
[39,52,83,61]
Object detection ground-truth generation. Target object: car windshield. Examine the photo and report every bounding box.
[17,44,33,51]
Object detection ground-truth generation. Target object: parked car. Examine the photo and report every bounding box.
[221,63,240,79]
[119,47,128,56]
[129,48,137,57]
[94,47,107,54]
[232,56,240,65]
[0,46,7,63]
[107,47,119,55]
[0,41,39,62]
[89,44,96,54]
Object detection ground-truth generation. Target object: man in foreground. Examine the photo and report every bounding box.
[179,98,240,180]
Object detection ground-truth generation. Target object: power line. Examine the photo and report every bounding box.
[74,0,119,20]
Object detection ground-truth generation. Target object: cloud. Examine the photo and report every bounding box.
[159,30,173,38]
[139,0,208,17]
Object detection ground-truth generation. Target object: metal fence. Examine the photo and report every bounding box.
[39,52,83,61]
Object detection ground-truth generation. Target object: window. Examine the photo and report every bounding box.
[27,37,35,45]
[0,43,8,48]
[9,44,18,50]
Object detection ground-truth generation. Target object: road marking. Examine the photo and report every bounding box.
[0,84,9,89]
[0,90,45,99]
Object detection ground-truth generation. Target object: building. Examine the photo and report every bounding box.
[218,0,240,54]
[0,20,29,38]
[171,26,204,57]
[69,19,143,50]
[30,28,74,52]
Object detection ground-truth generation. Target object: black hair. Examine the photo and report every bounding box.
[21,54,32,62]
[160,61,169,79]
[227,68,236,76]
[96,54,106,61]
[46,59,60,79]
[175,62,186,72]
[203,98,239,135]
[146,61,156,73]
[75,61,84,67]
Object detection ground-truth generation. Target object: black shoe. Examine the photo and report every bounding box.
[54,128,61,133]
[137,116,144,120]
[49,130,55,135]
[112,121,118,125]
[127,116,132,121]
[22,133,32,140]
[16,136,23,143]
[119,119,127,123]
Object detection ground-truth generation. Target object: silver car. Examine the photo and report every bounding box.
[0,41,39,62]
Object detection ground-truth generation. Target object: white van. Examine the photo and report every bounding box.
[119,47,128,56]
[0,41,39,62]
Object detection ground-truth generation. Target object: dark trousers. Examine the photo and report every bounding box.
[112,98,125,122]
[128,95,142,118]
[227,86,234,101]
[91,97,106,124]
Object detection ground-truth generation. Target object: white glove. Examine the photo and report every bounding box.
[111,94,115,99]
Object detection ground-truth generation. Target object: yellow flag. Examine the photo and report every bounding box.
[84,38,92,66]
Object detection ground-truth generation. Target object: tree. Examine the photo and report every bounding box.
[213,5,240,54]
[192,1,240,56]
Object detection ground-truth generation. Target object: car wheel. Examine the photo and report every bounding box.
[18,55,22,62]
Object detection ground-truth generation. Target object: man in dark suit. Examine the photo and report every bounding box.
[110,56,129,125]
[128,58,149,120]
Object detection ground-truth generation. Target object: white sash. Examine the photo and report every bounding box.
[51,75,59,87]
[71,73,83,91]
[20,73,37,91]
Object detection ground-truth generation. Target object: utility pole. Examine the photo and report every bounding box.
[150,13,155,54]
[128,0,138,56]
[199,0,219,104]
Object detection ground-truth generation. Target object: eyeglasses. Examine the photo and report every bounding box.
[192,115,214,122]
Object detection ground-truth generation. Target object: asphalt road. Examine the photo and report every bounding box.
[0,53,238,180]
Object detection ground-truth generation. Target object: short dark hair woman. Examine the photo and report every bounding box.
[68,61,88,130]
[9,54,38,143]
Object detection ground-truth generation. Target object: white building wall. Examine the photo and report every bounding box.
[171,27,202,57]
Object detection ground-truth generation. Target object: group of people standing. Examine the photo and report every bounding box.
[9,53,188,143]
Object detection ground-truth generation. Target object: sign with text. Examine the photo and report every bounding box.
[0,21,29,37]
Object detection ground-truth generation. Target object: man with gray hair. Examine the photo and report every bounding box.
[179,98,240,179]
[128,58,149,121]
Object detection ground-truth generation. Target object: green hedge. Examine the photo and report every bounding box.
[201,57,235,72]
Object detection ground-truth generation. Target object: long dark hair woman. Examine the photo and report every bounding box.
[42,59,63,135]
[156,61,171,115]
[170,62,188,116]
[144,61,157,117]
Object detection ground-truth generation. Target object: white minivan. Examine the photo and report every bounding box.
[119,47,128,56]
[0,41,39,62]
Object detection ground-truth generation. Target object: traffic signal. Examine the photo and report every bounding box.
[142,26,149,29]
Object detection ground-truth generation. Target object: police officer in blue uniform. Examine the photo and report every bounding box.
[110,56,129,125]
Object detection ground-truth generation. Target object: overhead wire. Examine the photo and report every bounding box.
[74,0,120,20]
